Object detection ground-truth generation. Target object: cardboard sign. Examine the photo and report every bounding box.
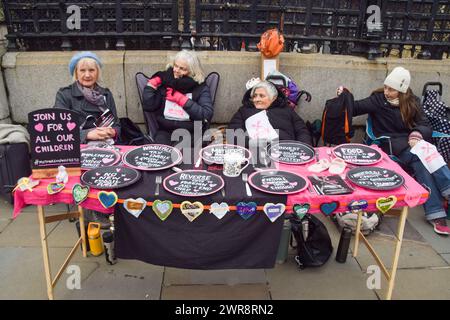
[333,143,382,165]
[248,170,307,194]
[123,144,182,171]
[346,167,404,191]
[163,170,224,197]
[81,166,141,189]
[267,140,315,164]
[28,108,81,178]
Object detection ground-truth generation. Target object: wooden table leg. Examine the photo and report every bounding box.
[352,210,364,257]
[37,205,54,300]
[78,206,87,258]
[386,206,408,300]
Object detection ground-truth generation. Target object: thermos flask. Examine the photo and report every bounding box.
[102,231,117,265]
[87,222,104,256]
[336,227,352,263]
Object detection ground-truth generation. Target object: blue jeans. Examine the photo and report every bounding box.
[399,149,450,221]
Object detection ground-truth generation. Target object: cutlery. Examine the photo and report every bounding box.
[155,176,162,196]
[242,173,252,197]
[194,156,202,168]
[172,166,182,173]
[402,183,409,190]
[260,149,268,168]
[221,187,226,197]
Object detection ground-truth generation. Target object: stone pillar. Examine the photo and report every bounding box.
[0,23,11,124]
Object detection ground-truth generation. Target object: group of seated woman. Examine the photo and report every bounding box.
[54,50,450,236]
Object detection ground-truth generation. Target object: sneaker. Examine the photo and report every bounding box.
[429,218,450,236]
[85,211,111,230]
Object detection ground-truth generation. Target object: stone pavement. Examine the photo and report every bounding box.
[0,200,449,300]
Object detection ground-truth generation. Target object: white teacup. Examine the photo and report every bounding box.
[223,152,249,177]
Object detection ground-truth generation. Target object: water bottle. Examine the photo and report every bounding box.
[336,227,352,263]
[102,231,117,265]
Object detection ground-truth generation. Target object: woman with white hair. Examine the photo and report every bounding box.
[142,50,213,145]
[228,80,312,145]
[54,51,120,144]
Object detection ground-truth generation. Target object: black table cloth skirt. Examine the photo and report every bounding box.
[114,165,287,269]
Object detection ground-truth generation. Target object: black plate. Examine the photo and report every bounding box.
[346,167,404,191]
[81,148,121,170]
[248,170,308,194]
[122,144,182,171]
[333,143,382,165]
[163,170,225,197]
[266,141,315,164]
[81,166,141,189]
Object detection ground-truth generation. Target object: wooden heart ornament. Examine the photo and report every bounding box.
[263,203,285,222]
[236,202,257,220]
[72,184,89,205]
[376,196,397,214]
[180,201,204,222]
[124,198,147,218]
[320,201,339,216]
[152,200,173,221]
[209,202,230,219]
[98,191,118,209]
[404,193,422,208]
[47,182,65,195]
[293,203,310,220]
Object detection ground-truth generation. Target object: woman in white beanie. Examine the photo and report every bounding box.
[338,66,450,235]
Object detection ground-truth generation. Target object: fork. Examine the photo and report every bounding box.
[155,176,162,196]
[242,173,252,197]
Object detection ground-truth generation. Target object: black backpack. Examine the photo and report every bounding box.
[118,117,154,146]
[290,214,333,269]
[320,90,354,145]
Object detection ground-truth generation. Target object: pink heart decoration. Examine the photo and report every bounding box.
[66,122,76,131]
[169,180,178,186]
[404,192,422,208]
[116,168,121,172]
[102,158,115,164]
[34,123,44,132]
[262,184,269,188]
[367,152,376,157]
[289,182,298,186]
[95,172,101,176]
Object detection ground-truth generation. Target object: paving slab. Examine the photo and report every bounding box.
[440,254,450,265]
[0,247,99,299]
[164,268,267,286]
[61,259,164,300]
[162,284,270,300]
[352,234,447,270]
[407,206,450,254]
[376,268,450,300]
[266,255,377,300]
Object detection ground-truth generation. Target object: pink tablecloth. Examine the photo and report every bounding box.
[281,145,429,214]
[12,145,137,219]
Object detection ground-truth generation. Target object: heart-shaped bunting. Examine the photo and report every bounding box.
[180,201,204,222]
[72,184,89,205]
[47,182,65,195]
[124,198,147,218]
[98,191,118,209]
[404,193,422,208]
[376,196,397,214]
[236,202,257,220]
[263,203,285,222]
[293,203,310,220]
[209,202,230,219]
[152,200,174,221]
[320,201,339,216]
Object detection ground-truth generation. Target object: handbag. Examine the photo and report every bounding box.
[118,117,153,145]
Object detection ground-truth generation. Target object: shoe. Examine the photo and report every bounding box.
[328,158,347,174]
[429,218,450,236]
[85,210,111,230]
[308,159,330,173]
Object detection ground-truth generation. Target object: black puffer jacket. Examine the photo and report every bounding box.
[54,82,120,143]
[353,92,432,156]
[142,77,213,133]
[228,87,313,146]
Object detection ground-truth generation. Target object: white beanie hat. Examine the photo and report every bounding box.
[384,67,411,93]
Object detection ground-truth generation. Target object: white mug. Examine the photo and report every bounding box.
[223,152,249,177]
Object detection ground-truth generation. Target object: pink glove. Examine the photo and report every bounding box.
[166,88,189,107]
[147,76,162,89]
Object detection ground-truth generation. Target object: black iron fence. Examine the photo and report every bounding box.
[2,0,450,59]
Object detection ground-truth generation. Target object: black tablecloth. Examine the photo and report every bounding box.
[114,162,287,269]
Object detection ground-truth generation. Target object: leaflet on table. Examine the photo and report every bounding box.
[307,175,354,195]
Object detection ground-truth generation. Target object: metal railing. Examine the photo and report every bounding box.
[2,0,449,59]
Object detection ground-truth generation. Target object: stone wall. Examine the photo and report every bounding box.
[1,51,449,128]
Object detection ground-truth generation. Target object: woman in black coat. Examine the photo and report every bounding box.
[228,80,312,146]
[54,51,120,144]
[142,50,213,145]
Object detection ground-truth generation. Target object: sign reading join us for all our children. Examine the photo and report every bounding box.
[28,108,81,178]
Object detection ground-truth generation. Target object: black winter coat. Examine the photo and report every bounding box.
[54,82,120,143]
[142,79,213,133]
[353,92,432,156]
[228,87,312,146]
